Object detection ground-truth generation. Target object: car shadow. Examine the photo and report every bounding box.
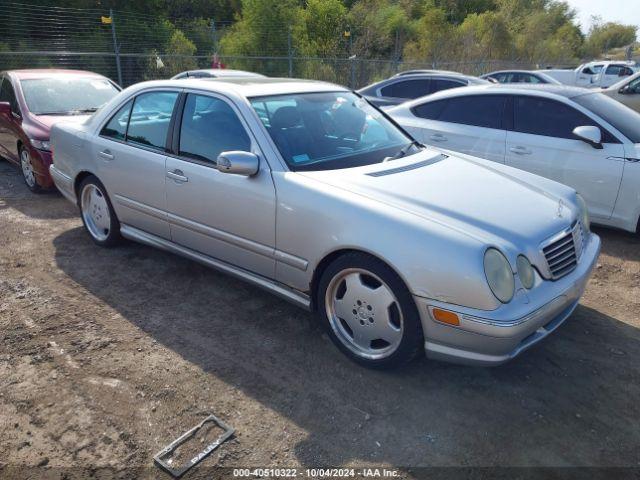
[0,161,76,220]
[593,226,640,263]
[52,227,640,468]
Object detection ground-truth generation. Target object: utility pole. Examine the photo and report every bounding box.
[287,26,293,78]
[109,9,123,86]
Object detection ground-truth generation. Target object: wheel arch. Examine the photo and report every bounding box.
[73,171,97,201]
[309,247,414,312]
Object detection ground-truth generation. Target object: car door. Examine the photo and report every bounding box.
[0,76,22,162]
[576,64,601,88]
[93,89,180,239]
[615,76,640,112]
[505,95,625,221]
[164,91,276,278]
[602,65,632,88]
[410,95,508,164]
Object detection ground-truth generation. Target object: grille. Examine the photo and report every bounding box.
[543,222,584,279]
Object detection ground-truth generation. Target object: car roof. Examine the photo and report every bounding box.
[394,69,462,77]
[482,70,543,76]
[357,73,488,93]
[400,83,596,105]
[175,69,265,78]
[5,69,108,80]
[127,77,348,98]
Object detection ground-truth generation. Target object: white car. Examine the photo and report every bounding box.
[541,61,636,89]
[388,84,640,233]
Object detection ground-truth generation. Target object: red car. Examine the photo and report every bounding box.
[0,69,120,192]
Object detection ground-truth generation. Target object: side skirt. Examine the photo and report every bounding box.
[120,224,312,311]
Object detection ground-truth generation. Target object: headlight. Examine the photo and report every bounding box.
[517,255,535,290]
[576,194,590,231]
[30,139,51,152]
[483,248,515,303]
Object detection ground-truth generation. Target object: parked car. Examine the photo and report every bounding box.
[50,78,599,368]
[171,69,265,79]
[388,84,640,233]
[480,70,561,85]
[602,71,640,112]
[541,61,636,89]
[0,69,120,192]
[357,71,489,108]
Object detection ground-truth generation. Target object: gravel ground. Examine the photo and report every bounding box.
[0,160,639,479]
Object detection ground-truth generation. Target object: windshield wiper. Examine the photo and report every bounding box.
[68,107,100,115]
[35,107,99,116]
[384,140,423,162]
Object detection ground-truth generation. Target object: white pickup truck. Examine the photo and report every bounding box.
[540,61,636,89]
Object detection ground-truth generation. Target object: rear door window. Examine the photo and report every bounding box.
[380,79,431,99]
[412,99,448,120]
[126,91,179,150]
[437,95,507,129]
[431,79,464,94]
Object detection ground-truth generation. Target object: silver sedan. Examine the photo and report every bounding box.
[50,78,600,368]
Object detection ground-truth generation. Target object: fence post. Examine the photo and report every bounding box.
[287,26,293,77]
[110,9,123,86]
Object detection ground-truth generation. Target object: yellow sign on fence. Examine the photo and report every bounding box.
[101,16,112,24]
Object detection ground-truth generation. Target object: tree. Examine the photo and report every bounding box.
[585,18,637,57]
[403,7,456,64]
[163,29,198,77]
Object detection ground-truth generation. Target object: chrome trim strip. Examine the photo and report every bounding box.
[168,212,275,259]
[114,195,168,221]
[120,224,311,310]
[168,213,309,271]
[274,250,309,271]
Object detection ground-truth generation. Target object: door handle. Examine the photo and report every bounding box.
[99,150,114,160]
[167,169,188,183]
[429,133,448,142]
[509,146,532,155]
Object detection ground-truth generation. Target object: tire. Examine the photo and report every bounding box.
[317,252,424,369]
[78,175,121,247]
[19,146,43,193]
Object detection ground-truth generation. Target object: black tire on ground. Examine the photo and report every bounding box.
[317,251,424,369]
[77,175,122,247]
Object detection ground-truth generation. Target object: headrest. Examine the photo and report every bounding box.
[271,106,302,129]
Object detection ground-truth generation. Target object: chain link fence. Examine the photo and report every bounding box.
[0,50,553,89]
[0,1,577,89]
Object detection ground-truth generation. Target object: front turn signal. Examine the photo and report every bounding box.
[432,308,460,326]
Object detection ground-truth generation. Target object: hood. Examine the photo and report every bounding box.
[297,149,576,250]
[30,113,91,132]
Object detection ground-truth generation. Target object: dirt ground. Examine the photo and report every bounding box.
[1,160,639,479]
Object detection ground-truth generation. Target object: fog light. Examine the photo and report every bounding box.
[432,308,460,326]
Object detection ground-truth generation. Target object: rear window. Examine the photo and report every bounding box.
[380,79,431,99]
[573,93,640,143]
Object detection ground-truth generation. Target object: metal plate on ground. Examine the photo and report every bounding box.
[153,414,235,478]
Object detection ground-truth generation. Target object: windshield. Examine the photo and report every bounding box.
[250,91,417,171]
[20,77,120,115]
[574,92,640,143]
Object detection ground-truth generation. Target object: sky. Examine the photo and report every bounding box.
[565,0,640,33]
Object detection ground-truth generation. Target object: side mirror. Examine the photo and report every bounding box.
[573,126,603,149]
[0,101,11,116]
[216,151,259,176]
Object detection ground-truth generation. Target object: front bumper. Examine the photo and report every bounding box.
[415,232,601,366]
[30,148,54,189]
